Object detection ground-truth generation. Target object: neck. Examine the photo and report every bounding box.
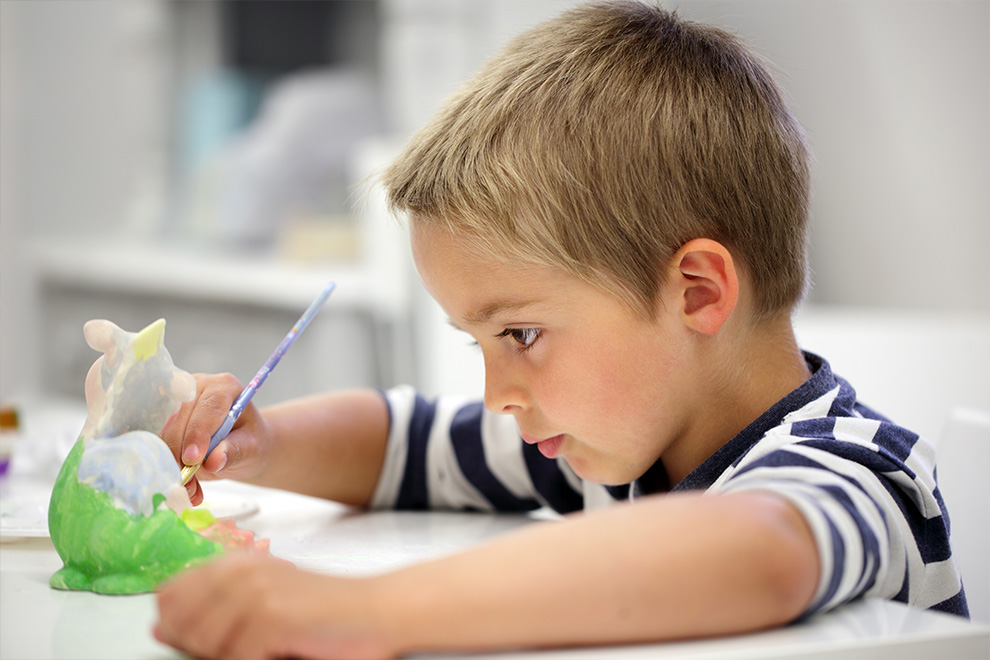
[662,314,811,487]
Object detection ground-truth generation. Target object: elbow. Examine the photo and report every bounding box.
[755,494,821,624]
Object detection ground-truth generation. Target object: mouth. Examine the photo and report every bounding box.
[521,433,565,459]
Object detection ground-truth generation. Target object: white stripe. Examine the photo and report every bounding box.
[866,537,906,601]
[899,434,941,518]
[831,416,882,450]
[370,385,415,509]
[583,481,616,510]
[480,410,537,501]
[917,558,963,609]
[900,512,926,606]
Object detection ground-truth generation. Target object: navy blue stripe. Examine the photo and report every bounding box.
[933,588,970,619]
[521,443,584,513]
[796,437,906,478]
[870,422,919,464]
[826,379,857,418]
[788,417,837,443]
[731,447,830,476]
[449,403,541,512]
[606,484,631,500]
[805,507,846,617]
[395,394,435,510]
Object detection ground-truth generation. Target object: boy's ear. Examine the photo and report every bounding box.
[670,238,739,335]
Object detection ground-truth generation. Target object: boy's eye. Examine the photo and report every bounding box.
[496,327,542,351]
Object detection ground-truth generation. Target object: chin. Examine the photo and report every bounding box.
[564,456,639,487]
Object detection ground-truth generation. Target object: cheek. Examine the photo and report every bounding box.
[538,351,649,423]
[554,340,677,434]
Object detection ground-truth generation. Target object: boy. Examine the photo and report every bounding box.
[154,2,967,658]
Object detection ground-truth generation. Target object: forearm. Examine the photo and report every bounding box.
[242,389,389,506]
[375,491,819,654]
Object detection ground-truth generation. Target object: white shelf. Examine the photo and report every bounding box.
[25,235,416,401]
[28,238,378,313]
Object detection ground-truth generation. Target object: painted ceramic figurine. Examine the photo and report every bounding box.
[48,319,225,594]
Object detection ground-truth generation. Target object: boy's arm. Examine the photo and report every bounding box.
[155,489,819,659]
[380,489,819,653]
[243,390,390,505]
[164,374,389,506]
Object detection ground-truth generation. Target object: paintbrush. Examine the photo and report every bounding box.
[179,281,336,486]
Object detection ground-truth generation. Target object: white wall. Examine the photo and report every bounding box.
[1,1,174,402]
[794,306,990,444]
[673,1,990,310]
[0,1,31,399]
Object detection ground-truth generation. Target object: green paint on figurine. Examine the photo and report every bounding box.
[47,319,224,595]
[49,439,222,594]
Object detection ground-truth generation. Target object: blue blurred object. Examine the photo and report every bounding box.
[180,69,265,174]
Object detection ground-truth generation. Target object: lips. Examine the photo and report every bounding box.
[521,433,564,459]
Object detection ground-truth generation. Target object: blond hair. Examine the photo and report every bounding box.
[384,1,811,320]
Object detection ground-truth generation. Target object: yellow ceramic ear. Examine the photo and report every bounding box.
[132,319,166,362]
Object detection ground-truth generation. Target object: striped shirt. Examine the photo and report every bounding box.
[370,352,969,619]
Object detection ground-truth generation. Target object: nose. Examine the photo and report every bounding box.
[482,354,528,415]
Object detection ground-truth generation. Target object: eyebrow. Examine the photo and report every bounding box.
[450,299,541,330]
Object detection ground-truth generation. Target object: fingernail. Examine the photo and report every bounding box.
[215,451,227,472]
[182,445,200,465]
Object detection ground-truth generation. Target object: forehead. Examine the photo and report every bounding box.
[410,221,572,323]
[411,219,544,280]
[410,220,498,270]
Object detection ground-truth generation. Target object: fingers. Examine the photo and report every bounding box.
[162,372,243,472]
[182,373,243,467]
[156,556,399,660]
[156,556,246,659]
[184,475,204,507]
[201,423,270,483]
[201,439,229,474]
[156,556,293,660]
[155,560,226,657]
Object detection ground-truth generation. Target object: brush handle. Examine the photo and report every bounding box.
[180,282,336,486]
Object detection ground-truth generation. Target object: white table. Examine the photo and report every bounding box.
[2,478,988,660]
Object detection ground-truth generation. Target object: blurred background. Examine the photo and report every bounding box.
[1,0,987,447]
